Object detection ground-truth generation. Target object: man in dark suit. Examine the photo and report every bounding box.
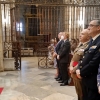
[57,32,71,86]
[76,19,100,100]
[53,32,64,80]
[55,32,64,55]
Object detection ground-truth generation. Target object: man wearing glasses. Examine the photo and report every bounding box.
[76,19,100,100]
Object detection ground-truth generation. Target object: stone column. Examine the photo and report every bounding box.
[0,4,4,71]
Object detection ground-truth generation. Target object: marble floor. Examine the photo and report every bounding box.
[0,57,77,100]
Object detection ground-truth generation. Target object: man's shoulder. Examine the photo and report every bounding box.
[93,35,100,44]
[58,40,63,44]
[64,40,70,43]
[80,42,89,49]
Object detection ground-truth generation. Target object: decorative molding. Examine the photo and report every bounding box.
[15,0,100,5]
[84,0,100,5]
[64,0,100,5]
[1,0,100,5]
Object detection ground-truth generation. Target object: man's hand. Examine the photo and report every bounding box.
[53,52,57,58]
[57,55,60,60]
[98,86,100,94]
[76,69,82,79]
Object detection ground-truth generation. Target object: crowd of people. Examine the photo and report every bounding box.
[47,19,100,100]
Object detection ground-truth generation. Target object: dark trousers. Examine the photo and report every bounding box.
[82,80,100,100]
[59,63,69,83]
[56,59,62,79]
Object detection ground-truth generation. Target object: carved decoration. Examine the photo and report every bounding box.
[14,0,100,5]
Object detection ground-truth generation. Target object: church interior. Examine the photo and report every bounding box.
[0,0,100,100]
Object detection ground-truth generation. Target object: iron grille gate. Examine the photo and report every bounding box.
[0,0,100,69]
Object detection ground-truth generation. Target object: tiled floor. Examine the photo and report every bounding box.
[0,57,77,100]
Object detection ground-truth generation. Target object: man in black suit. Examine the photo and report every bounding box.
[57,32,71,86]
[55,32,64,55]
[53,32,64,80]
[76,19,100,100]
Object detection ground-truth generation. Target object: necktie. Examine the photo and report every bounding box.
[79,43,83,47]
[77,43,83,48]
[84,39,93,52]
[88,39,93,47]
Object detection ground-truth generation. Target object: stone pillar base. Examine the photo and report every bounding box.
[3,58,15,71]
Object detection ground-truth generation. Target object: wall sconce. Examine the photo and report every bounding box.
[78,20,84,30]
[78,20,84,26]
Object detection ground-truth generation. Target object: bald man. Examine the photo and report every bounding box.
[69,29,90,100]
